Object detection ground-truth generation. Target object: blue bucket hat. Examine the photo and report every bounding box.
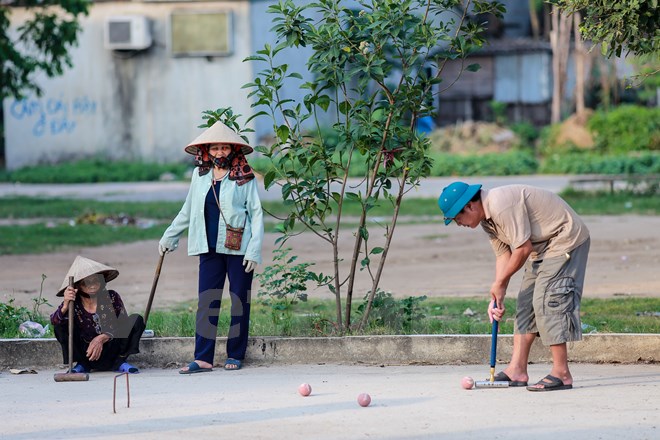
[438,182,482,225]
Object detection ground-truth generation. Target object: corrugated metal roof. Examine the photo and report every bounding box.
[477,38,552,55]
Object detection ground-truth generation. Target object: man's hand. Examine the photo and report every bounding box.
[243,259,257,273]
[487,298,505,323]
[86,334,110,361]
[490,279,507,308]
[488,278,507,323]
[487,240,532,322]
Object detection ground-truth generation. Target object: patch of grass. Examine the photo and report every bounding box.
[0,299,53,338]
[3,296,659,339]
[0,159,192,183]
[0,223,169,255]
[3,190,658,223]
[0,197,183,219]
[1,196,440,221]
[262,197,444,219]
[581,297,660,333]
[145,309,198,337]
[262,191,660,219]
[559,190,660,215]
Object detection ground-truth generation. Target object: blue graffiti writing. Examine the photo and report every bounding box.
[8,95,97,138]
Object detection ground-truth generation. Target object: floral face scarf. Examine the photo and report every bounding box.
[194,145,255,186]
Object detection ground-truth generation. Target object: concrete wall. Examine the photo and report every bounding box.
[2,334,659,369]
[249,0,312,142]
[3,2,254,170]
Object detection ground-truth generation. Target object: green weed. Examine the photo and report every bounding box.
[2,296,659,338]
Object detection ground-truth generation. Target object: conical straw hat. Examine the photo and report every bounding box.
[56,256,119,296]
[184,121,253,156]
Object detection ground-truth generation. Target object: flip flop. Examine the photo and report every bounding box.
[223,358,242,370]
[71,364,88,374]
[116,362,139,374]
[527,374,573,392]
[179,361,212,374]
[493,371,528,387]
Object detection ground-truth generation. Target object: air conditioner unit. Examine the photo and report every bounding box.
[104,15,152,50]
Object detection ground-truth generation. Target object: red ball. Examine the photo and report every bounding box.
[298,383,312,397]
[461,376,474,390]
[357,393,371,407]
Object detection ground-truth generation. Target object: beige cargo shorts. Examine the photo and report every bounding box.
[514,238,590,346]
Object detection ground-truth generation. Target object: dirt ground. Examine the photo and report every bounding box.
[2,214,659,316]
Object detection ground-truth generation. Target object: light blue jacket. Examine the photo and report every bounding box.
[159,169,264,263]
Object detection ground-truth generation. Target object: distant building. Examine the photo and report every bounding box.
[3,0,578,170]
[3,1,255,170]
[437,38,553,126]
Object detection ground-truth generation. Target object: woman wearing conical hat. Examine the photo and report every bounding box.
[50,256,145,374]
[159,121,264,373]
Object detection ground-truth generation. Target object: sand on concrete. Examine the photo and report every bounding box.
[1,363,659,440]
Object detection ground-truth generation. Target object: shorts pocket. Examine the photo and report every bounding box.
[543,276,576,315]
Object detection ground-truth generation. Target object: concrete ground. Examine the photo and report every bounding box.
[1,363,659,440]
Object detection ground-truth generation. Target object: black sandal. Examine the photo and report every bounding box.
[527,374,573,392]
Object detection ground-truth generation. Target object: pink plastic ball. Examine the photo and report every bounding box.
[357,393,371,407]
[298,383,312,397]
[461,376,474,390]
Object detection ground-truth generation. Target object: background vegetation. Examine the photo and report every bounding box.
[1,105,658,183]
[1,189,658,256]
[3,295,659,339]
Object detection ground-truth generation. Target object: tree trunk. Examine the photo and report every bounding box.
[344,147,385,330]
[529,0,540,40]
[542,4,551,40]
[599,56,610,110]
[550,5,573,124]
[358,167,409,331]
[573,11,586,123]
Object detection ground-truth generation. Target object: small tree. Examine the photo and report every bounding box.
[243,0,504,332]
[557,0,659,58]
[556,1,659,92]
[1,0,89,100]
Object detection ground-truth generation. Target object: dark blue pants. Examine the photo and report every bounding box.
[195,250,253,364]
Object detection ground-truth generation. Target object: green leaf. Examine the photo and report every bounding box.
[370,247,384,255]
[316,95,331,112]
[345,192,360,202]
[264,170,277,189]
[277,125,290,143]
[255,145,270,155]
[466,63,481,72]
[246,111,268,124]
[243,55,267,62]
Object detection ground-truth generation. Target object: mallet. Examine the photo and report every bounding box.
[142,254,165,337]
[54,276,89,382]
[474,302,508,389]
